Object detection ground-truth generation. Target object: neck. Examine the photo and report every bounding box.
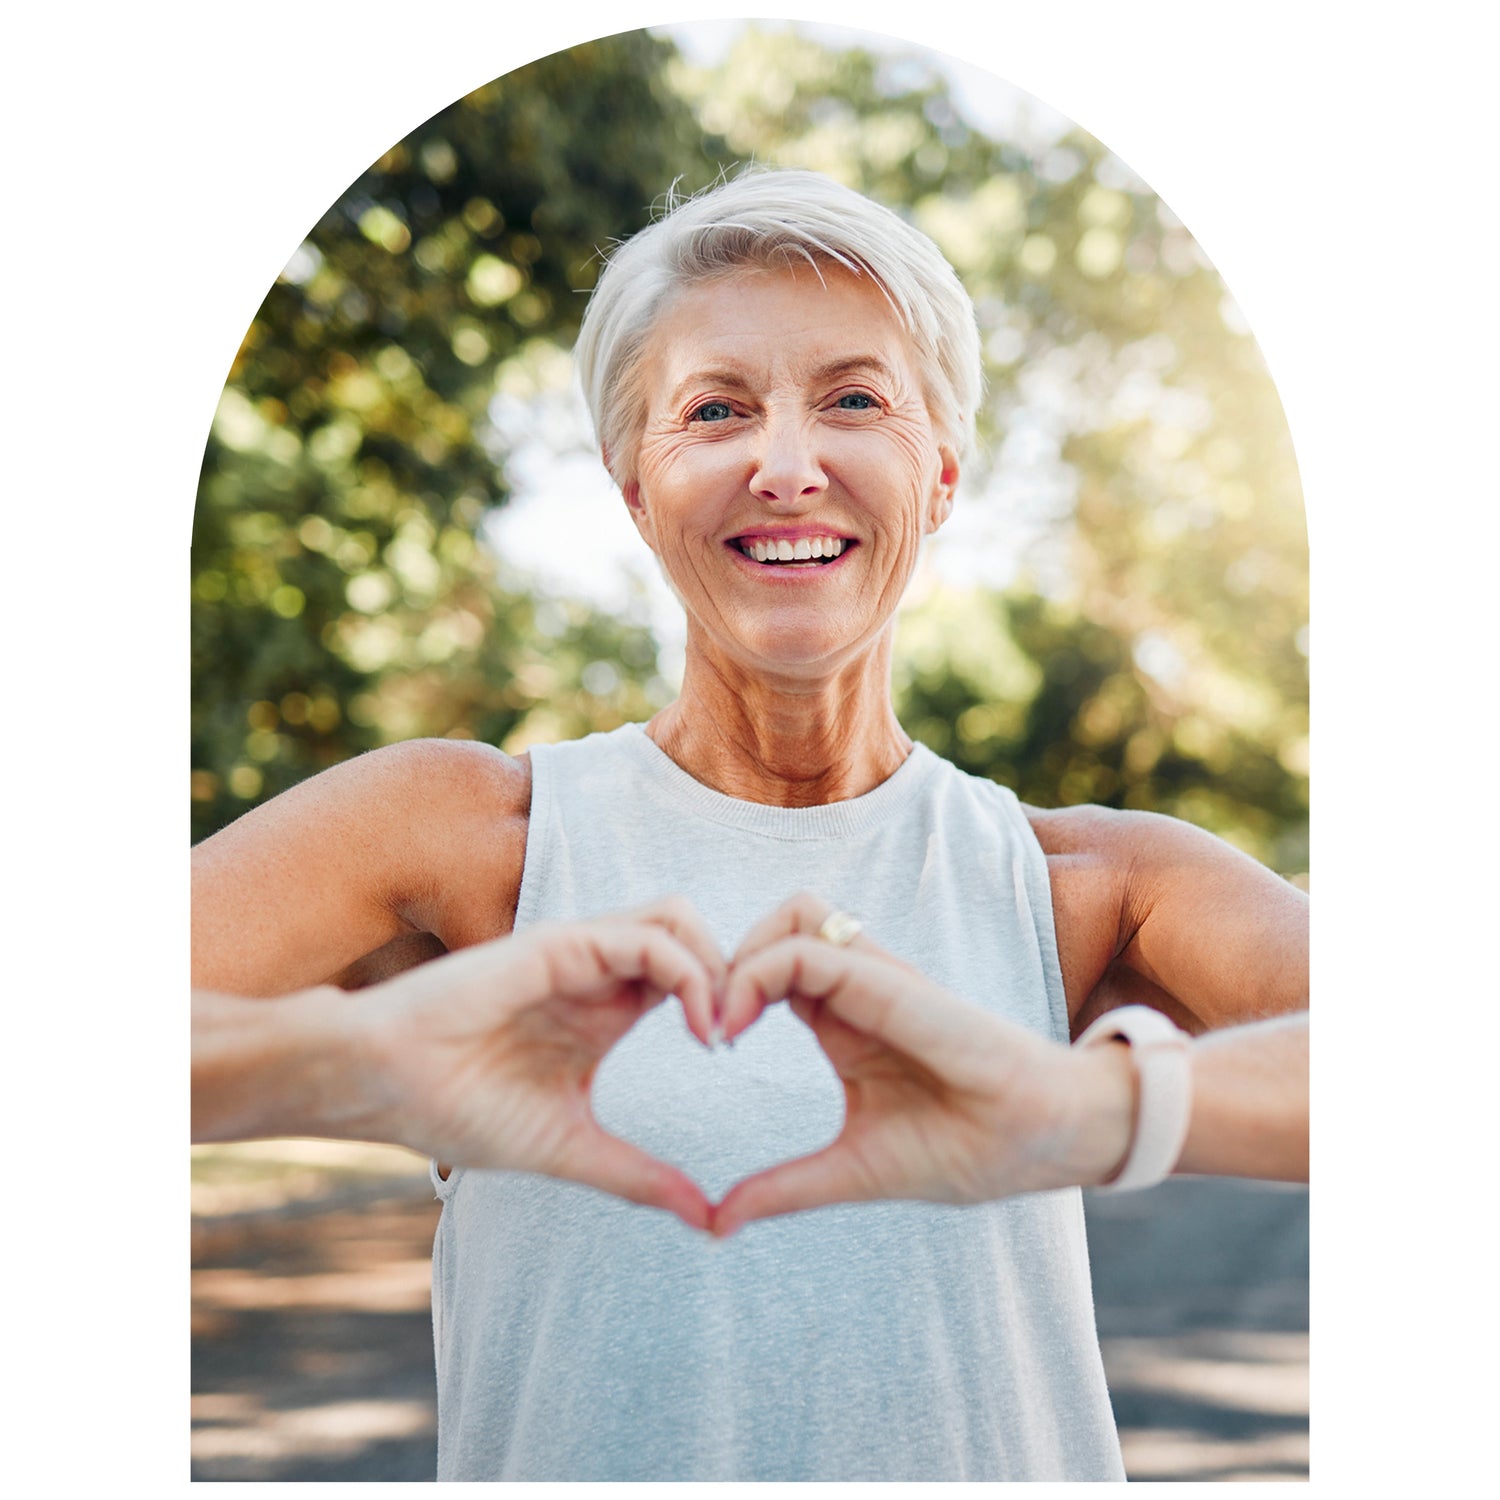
[646,629,913,806]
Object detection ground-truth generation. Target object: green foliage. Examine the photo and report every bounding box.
[895,587,1307,875]
[191,31,725,841]
[193,23,1307,878]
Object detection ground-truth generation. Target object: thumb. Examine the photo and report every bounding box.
[710,1139,870,1238]
[554,1125,713,1232]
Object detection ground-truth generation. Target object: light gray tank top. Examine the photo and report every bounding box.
[430,724,1124,1481]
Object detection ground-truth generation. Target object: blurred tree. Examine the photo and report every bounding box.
[193,22,1307,878]
[192,30,726,841]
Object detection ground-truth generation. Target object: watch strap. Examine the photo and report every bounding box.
[1076,1004,1192,1192]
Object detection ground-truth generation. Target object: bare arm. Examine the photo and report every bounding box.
[192,739,530,996]
[1033,805,1308,1030]
[710,892,1306,1235]
[193,903,730,1229]
[1033,806,1309,1181]
[1175,1011,1308,1179]
[193,985,374,1143]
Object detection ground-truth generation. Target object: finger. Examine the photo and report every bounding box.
[733,890,842,965]
[601,896,729,1018]
[710,1139,871,1237]
[555,921,719,1047]
[722,936,975,1062]
[785,991,880,1074]
[720,931,865,1043]
[732,889,902,974]
[556,1126,713,1231]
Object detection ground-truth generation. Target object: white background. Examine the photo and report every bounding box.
[6,2,1492,1491]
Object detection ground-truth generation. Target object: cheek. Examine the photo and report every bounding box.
[849,432,941,529]
[641,449,740,539]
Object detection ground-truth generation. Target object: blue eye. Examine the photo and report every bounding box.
[836,392,876,410]
[691,401,734,422]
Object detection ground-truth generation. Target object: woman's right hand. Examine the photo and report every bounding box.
[195,898,726,1229]
[353,898,725,1226]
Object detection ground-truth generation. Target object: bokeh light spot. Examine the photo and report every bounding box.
[581,660,621,696]
[228,765,263,799]
[346,572,395,614]
[466,255,523,307]
[451,325,491,365]
[358,205,411,254]
[1018,234,1056,275]
[1076,227,1123,279]
[270,585,305,618]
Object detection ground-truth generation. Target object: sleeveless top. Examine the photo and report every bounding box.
[429,724,1125,1481]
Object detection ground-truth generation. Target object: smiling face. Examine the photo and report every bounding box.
[625,262,960,681]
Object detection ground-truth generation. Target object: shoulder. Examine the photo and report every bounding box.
[319,736,531,810]
[1023,799,1293,926]
[1018,805,1137,1011]
[1025,799,1230,863]
[1018,801,1237,990]
[1024,800,1298,892]
[245,736,532,861]
[194,737,533,959]
[1024,800,1307,1029]
[393,737,531,827]
[347,740,532,943]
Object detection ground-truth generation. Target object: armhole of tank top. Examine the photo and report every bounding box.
[430,1203,446,1367]
[988,779,1072,1046]
[510,738,556,933]
[428,745,556,1200]
[430,1157,463,1201]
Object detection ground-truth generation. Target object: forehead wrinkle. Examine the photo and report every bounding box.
[642,269,922,418]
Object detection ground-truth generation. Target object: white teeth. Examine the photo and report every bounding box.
[739,535,848,563]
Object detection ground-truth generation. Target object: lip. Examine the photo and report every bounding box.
[727,524,857,544]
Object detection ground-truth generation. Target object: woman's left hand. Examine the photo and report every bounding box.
[710,893,1138,1237]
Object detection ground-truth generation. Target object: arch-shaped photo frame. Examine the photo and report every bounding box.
[190,18,1309,1484]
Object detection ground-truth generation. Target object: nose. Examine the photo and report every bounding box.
[748,411,828,508]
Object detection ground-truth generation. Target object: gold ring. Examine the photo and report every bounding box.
[817,910,863,948]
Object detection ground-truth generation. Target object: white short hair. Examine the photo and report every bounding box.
[574,167,983,487]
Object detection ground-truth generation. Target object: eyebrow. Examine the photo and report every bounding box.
[666,355,901,407]
[806,356,901,387]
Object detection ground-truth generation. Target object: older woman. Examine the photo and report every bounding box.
[192,168,1308,1481]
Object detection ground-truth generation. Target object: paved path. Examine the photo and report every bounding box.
[191,1175,1307,1481]
[1086,1178,1310,1481]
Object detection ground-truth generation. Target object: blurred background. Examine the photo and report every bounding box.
[190,19,1308,1482]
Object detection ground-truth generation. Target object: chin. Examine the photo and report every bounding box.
[730,616,878,678]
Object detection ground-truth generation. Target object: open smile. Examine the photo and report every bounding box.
[726,532,857,571]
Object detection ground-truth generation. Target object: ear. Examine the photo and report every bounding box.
[620,478,657,550]
[925,442,960,535]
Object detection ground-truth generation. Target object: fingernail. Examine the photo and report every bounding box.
[708,1019,724,1049]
